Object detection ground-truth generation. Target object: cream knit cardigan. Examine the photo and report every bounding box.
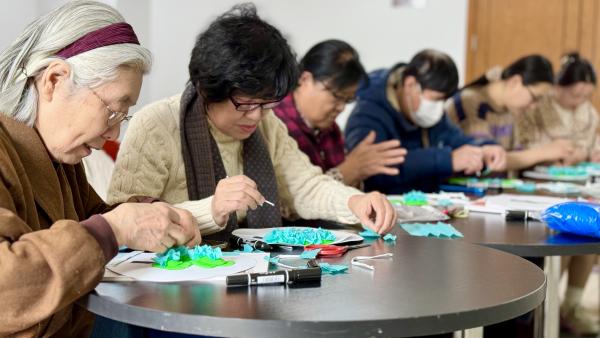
[107,95,362,235]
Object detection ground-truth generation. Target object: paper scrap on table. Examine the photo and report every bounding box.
[359,230,396,241]
[400,222,464,238]
[299,249,321,259]
[319,262,348,274]
[358,229,380,238]
[264,256,281,264]
[383,233,397,241]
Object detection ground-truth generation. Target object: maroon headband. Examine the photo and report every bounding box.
[55,22,140,59]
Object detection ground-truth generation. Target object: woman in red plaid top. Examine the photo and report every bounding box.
[273,40,406,188]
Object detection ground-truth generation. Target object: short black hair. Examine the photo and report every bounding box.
[557,52,597,86]
[188,3,299,104]
[402,49,459,97]
[299,39,368,91]
[465,54,554,88]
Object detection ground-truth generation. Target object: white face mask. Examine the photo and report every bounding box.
[407,86,445,128]
[411,97,444,128]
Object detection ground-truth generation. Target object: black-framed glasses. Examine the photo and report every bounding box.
[321,82,356,104]
[229,96,283,112]
[525,86,544,104]
[88,88,131,127]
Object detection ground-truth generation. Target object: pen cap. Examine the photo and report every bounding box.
[288,267,322,283]
[226,273,248,286]
[505,210,527,221]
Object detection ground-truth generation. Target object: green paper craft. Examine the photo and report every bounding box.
[448,177,523,189]
[152,257,234,270]
[402,190,428,206]
[152,244,234,270]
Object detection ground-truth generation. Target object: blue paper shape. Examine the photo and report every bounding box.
[358,229,380,238]
[318,262,348,274]
[263,227,336,245]
[547,166,588,177]
[242,244,254,253]
[383,233,397,241]
[516,183,536,193]
[300,249,321,259]
[264,256,281,264]
[400,222,464,238]
[222,252,241,257]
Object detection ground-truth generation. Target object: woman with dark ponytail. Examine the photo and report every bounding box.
[446,55,574,170]
[517,53,599,337]
[518,53,598,165]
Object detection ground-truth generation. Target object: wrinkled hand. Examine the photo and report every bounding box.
[348,192,397,234]
[211,175,266,226]
[452,145,484,175]
[481,145,507,171]
[103,202,201,253]
[339,131,407,186]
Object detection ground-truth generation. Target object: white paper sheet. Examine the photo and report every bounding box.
[105,252,265,283]
[466,194,570,214]
[231,227,363,247]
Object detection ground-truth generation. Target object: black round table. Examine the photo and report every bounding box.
[447,211,600,338]
[450,212,600,257]
[80,236,545,337]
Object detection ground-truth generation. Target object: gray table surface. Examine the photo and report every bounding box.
[450,212,600,256]
[81,234,546,337]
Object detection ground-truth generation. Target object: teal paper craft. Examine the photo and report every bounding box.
[264,256,281,264]
[402,190,428,206]
[358,229,380,238]
[383,233,397,241]
[299,249,321,259]
[319,262,348,274]
[400,222,464,238]
[153,245,224,268]
[263,227,336,245]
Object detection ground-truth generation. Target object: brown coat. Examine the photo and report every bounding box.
[0,114,109,338]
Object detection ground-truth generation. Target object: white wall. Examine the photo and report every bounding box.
[0,0,469,130]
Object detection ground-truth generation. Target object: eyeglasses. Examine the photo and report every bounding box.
[229,96,282,112]
[88,88,131,127]
[321,82,356,104]
[526,86,544,104]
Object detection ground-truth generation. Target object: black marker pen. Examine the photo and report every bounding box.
[229,234,273,251]
[226,267,321,287]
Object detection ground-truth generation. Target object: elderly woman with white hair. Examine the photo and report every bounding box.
[0,1,201,337]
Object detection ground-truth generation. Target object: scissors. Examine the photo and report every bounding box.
[305,243,370,257]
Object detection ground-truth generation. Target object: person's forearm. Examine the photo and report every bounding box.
[506,149,547,170]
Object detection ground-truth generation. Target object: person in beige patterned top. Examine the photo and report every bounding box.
[517,53,599,165]
[446,55,575,170]
[108,4,397,240]
[518,53,599,336]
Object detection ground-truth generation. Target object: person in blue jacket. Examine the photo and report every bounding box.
[345,49,506,193]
